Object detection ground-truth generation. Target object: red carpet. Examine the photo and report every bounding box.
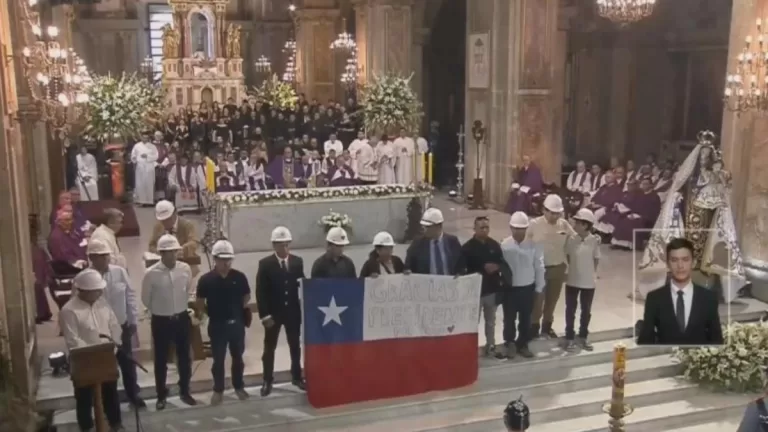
[79,200,141,238]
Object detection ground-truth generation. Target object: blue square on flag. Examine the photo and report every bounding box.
[303,278,364,345]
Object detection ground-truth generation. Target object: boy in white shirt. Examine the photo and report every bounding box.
[564,208,601,351]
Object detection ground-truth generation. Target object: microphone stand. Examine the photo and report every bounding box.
[101,334,148,432]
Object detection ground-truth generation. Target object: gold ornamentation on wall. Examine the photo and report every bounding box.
[162,24,181,58]
[226,23,241,58]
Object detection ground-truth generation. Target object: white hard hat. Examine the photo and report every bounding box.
[573,208,596,225]
[211,240,235,258]
[86,239,110,255]
[157,234,182,251]
[155,200,176,221]
[509,211,530,229]
[542,194,564,213]
[372,231,395,247]
[270,226,293,242]
[73,269,106,291]
[326,227,350,246]
[420,208,444,226]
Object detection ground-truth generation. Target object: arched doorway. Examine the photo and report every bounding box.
[201,87,213,105]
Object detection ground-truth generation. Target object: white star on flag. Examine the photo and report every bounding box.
[318,296,348,326]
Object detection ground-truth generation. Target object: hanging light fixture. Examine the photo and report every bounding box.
[724,18,768,114]
[340,50,358,87]
[282,40,297,83]
[330,18,356,51]
[595,0,656,25]
[255,55,271,73]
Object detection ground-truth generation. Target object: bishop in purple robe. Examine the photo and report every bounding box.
[49,190,88,230]
[586,173,624,225]
[294,154,315,188]
[504,155,544,215]
[48,207,87,267]
[327,157,356,187]
[266,146,297,188]
[610,178,662,250]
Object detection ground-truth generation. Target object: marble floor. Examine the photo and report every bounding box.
[35,195,765,405]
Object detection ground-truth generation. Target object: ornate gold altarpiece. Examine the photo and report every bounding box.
[160,0,246,112]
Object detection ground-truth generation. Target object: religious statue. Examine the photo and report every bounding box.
[161,24,180,58]
[225,23,242,58]
[637,130,746,302]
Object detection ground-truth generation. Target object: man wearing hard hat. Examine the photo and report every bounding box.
[404,207,464,275]
[499,212,544,359]
[310,226,357,278]
[141,234,197,409]
[196,239,251,405]
[526,194,575,340]
[148,200,200,276]
[60,269,125,431]
[256,226,308,396]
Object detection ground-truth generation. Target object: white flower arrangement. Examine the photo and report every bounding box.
[319,210,352,231]
[253,74,298,111]
[674,321,768,392]
[216,183,432,206]
[83,73,165,141]
[359,73,423,134]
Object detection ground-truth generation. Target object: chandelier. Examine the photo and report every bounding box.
[330,19,356,51]
[282,40,297,83]
[595,0,656,25]
[255,55,271,73]
[140,56,155,82]
[724,18,768,114]
[18,0,90,130]
[340,51,358,87]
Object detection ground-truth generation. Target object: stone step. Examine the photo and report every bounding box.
[54,353,677,431]
[42,335,667,412]
[665,419,744,431]
[529,393,753,432]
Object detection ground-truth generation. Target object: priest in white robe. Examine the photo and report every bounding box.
[347,130,367,174]
[168,153,203,212]
[376,135,397,185]
[76,146,99,201]
[356,135,378,185]
[566,160,592,193]
[393,128,417,184]
[130,137,159,206]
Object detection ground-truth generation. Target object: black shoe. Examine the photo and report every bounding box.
[292,378,306,391]
[155,399,166,411]
[179,393,197,406]
[542,326,557,339]
[260,380,273,397]
[579,337,594,351]
[517,346,534,358]
[530,324,541,339]
[130,397,146,409]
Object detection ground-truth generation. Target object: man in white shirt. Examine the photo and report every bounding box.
[89,208,127,268]
[87,239,144,408]
[347,130,367,174]
[393,127,417,184]
[76,145,99,201]
[323,132,344,156]
[141,234,197,409]
[130,132,159,206]
[59,269,124,432]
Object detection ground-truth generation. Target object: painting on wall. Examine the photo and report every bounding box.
[468,32,490,89]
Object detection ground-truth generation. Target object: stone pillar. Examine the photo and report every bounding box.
[353,0,413,79]
[411,27,429,114]
[465,0,561,206]
[18,101,53,240]
[606,38,634,161]
[353,0,369,86]
[295,0,339,102]
[721,0,768,299]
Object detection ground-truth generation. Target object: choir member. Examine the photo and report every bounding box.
[504,155,544,215]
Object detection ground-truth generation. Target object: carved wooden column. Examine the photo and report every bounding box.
[296,0,339,101]
[722,0,768,299]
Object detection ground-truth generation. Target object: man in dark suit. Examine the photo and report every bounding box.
[255,226,307,396]
[405,208,465,275]
[637,238,724,346]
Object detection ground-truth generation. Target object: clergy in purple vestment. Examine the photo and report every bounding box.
[327,156,356,187]
[266,146,297,188]
[294,154,315,188]
[587,172,624,218]
[48,207,88,267]
[504,155,544,215]
[610,178,662,250]
[30,215,53,323]
[49,190,88,230]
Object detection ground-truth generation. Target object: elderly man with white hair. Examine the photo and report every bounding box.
[89,208,127,268]
[59,268,125,432]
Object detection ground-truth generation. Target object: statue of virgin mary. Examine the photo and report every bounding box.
[636,130,746,302]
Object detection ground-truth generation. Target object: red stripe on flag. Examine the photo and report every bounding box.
[305,333,479,408]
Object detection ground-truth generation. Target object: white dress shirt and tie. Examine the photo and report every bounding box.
[59,269,124,431]
[141,234,196,408]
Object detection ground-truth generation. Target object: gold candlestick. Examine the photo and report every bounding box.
[602,343,633,432]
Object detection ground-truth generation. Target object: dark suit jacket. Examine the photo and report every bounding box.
[359,255,405,278]
[404,233,465,276]
[637,283,723,345]
[255,254,305,324]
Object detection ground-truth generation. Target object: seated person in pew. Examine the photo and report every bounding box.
[504,154,544,215]
[593,180,642,239]
[328,154,356,187]
[609,177,662,251]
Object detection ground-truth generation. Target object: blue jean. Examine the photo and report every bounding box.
[208,320,246,392]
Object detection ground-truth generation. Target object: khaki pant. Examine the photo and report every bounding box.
[531,263,567,329]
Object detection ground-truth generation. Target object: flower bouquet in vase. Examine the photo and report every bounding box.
[318,210,352,233]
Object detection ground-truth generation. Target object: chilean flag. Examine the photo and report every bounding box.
[302,275,482,408]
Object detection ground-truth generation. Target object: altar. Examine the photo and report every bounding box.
[208,185,431,253]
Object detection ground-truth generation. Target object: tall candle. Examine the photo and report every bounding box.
[428,153,434,184]
[421,153,427,183]
[609,342,627,418]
